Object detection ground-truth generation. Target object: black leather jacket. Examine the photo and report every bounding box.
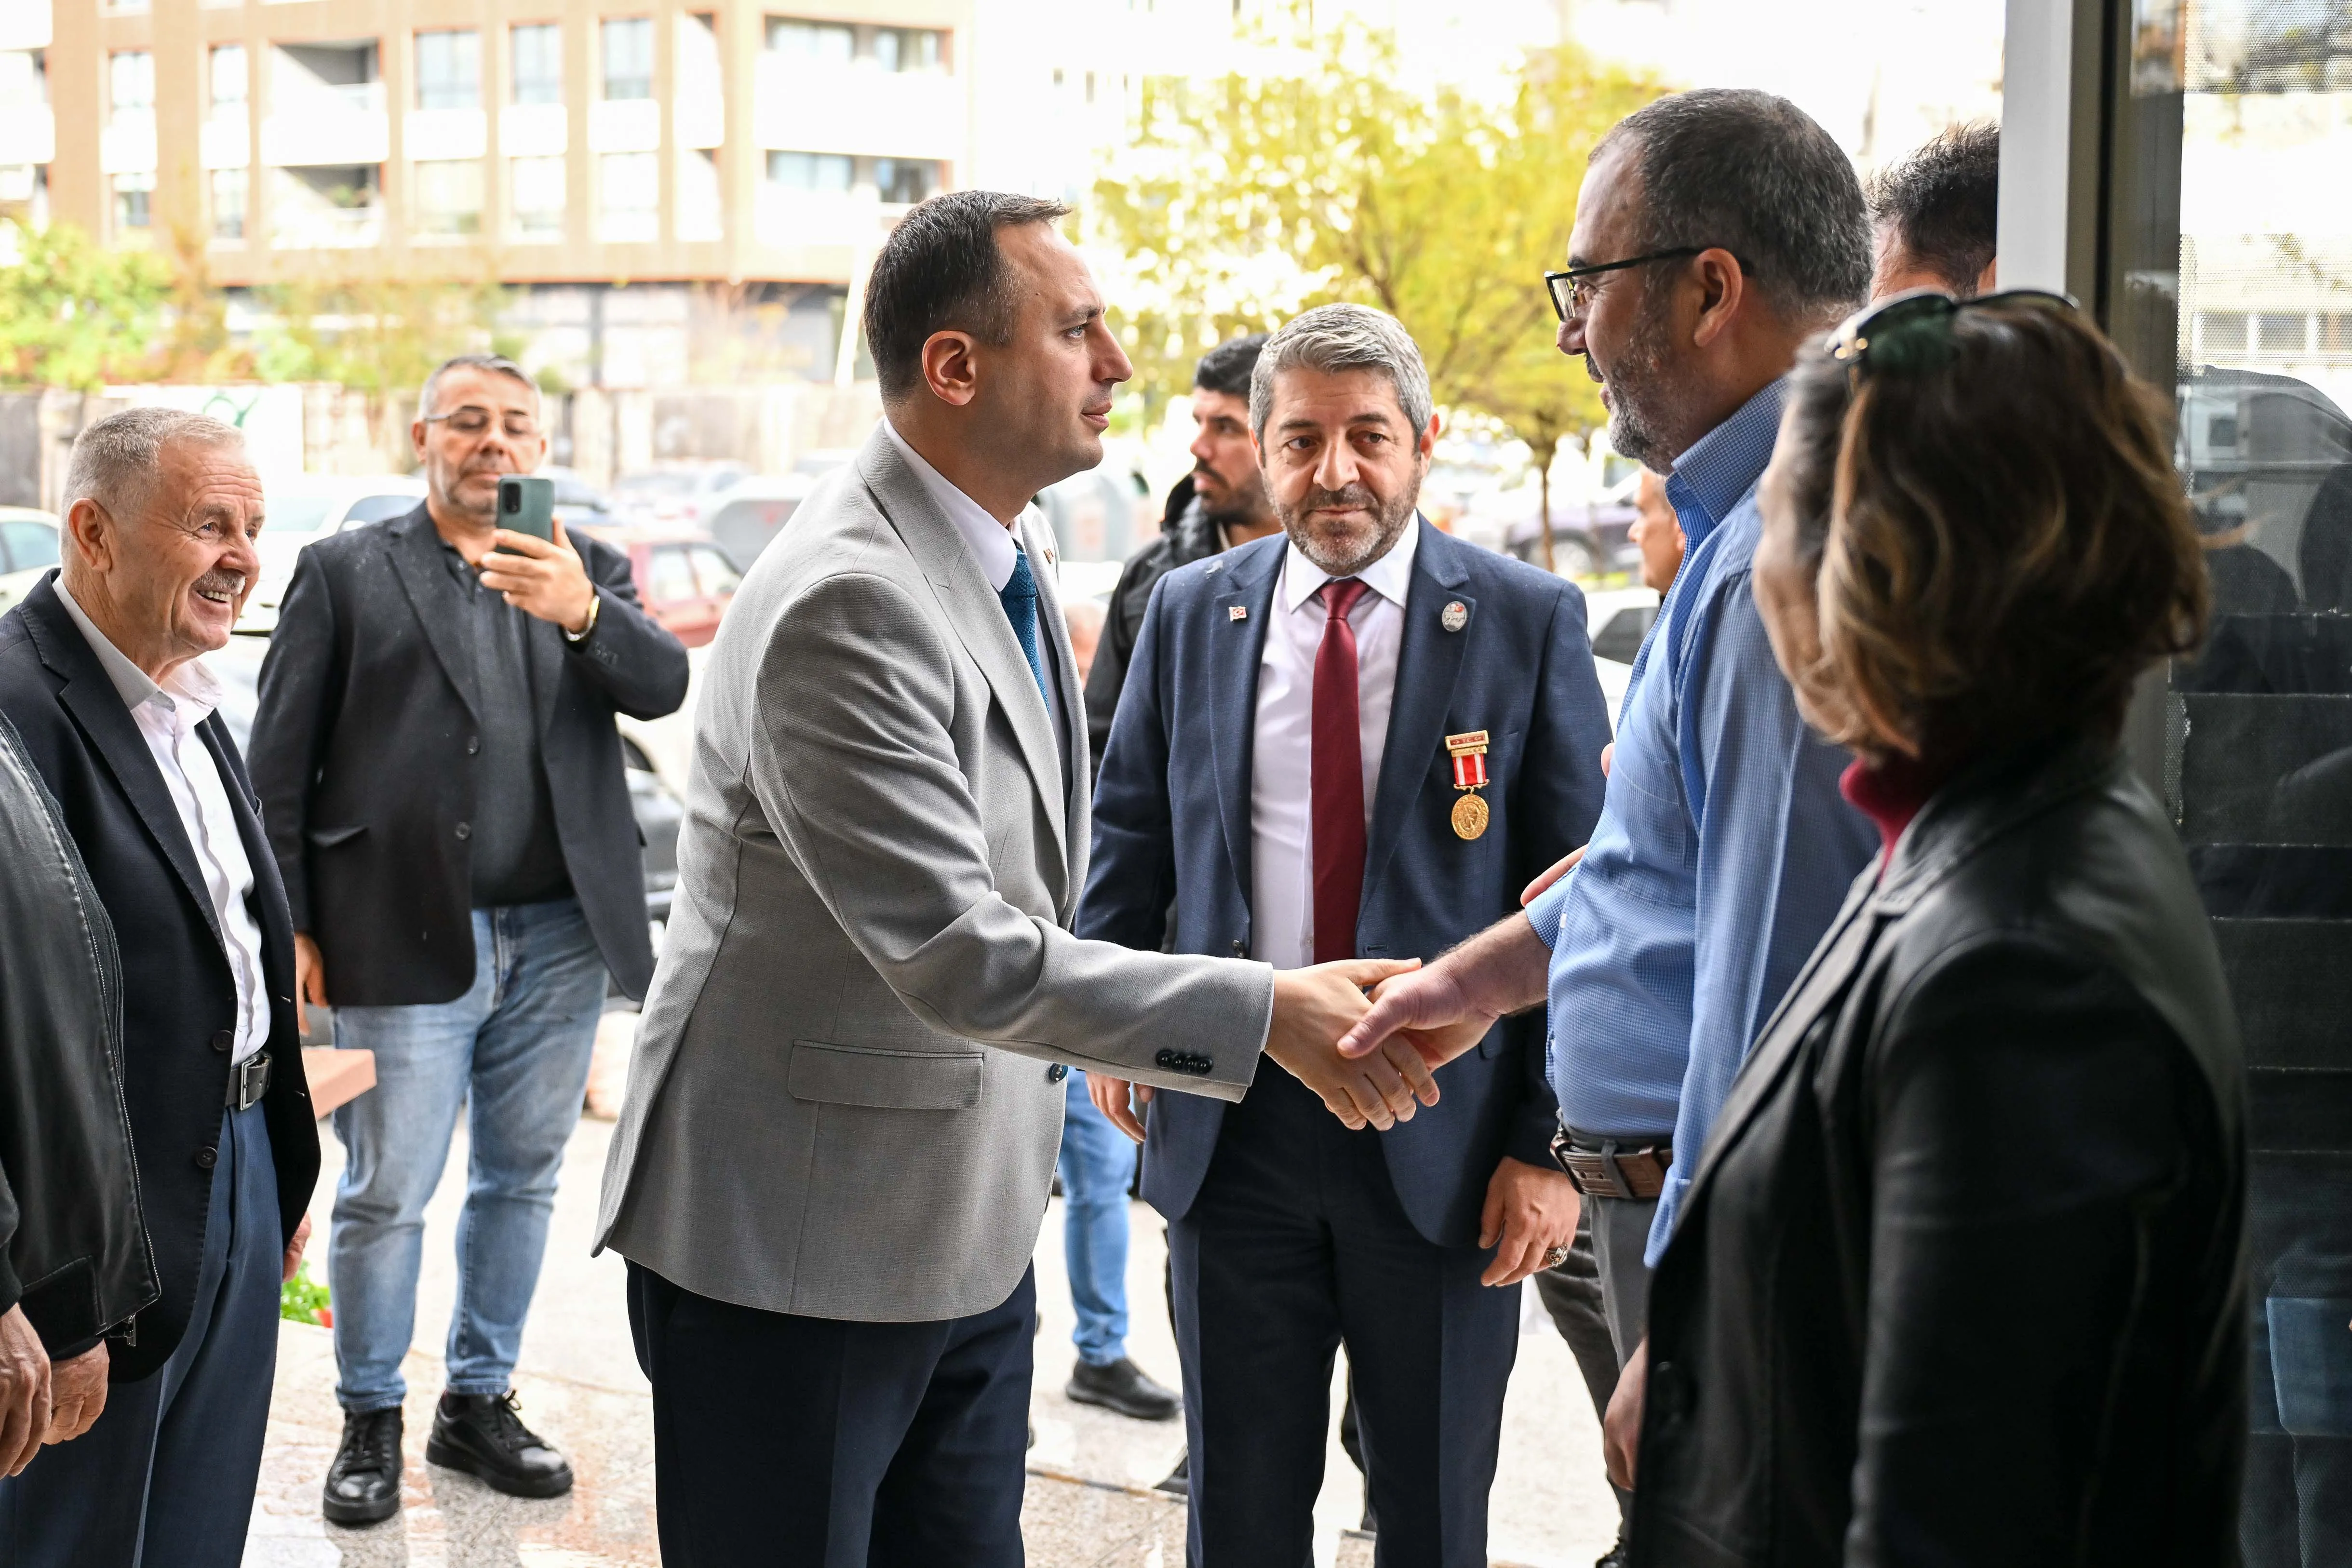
[1081,482,1226,776]
[1634,737,2247,1566]
[0,709,155,1358]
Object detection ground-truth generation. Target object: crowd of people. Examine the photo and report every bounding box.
[0,85,2256,1568]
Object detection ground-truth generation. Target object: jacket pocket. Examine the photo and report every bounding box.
[308,825,367,848]
[787,1040,984,1112]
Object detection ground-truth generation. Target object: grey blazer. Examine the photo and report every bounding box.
[594,428,1274,1323]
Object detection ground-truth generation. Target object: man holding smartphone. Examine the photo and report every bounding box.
[249,354,689,1529]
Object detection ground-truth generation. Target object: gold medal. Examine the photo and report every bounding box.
[1451,793,1489,840]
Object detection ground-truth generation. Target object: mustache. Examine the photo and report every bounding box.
[193,569,247,597]
[1300,484,1379,515]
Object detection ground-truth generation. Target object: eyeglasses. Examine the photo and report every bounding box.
[1544,247,1759,322]
[1827,287,2079,379]
[422,406,540,440]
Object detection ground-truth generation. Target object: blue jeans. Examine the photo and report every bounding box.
[327,899,607,1412]
[1058,1071,1136,1367]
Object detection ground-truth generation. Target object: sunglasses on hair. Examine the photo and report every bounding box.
[1827,288,2079,379]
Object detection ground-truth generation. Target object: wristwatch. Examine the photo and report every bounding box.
[564,591,602,644]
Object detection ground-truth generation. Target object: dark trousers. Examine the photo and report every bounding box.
[1532,1207,1631,1528]
[626,1260,1035,1568]
[2244,1151,2352,1568]
[1169,1069,1519,1568]
[0,1104,281,1568]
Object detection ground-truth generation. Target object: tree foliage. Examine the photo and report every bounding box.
[1089,16,1663,521]
[0,220,175,389]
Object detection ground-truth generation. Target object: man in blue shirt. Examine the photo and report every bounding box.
[1339,87,1877,1493]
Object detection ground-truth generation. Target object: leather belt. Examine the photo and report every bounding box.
[1549,1122,1673,1201]
[227,1053,271,1112]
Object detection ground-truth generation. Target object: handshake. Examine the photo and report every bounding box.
[1089,954,1507,1142]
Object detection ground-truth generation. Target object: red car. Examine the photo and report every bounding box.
[575,525,742,649]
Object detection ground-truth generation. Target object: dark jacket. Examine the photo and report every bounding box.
[1081,480,1224,775]
[1633,738,2246,1566]
[0,578,320,1381]
[249,506,689,1006]
[0,708,155,1360]
[1077,522,1612,1246]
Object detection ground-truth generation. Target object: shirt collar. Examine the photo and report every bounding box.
[52,576,223,726]
[1662,377,1787,551]
[1280,514,1421,615]
[882,417,1032,594]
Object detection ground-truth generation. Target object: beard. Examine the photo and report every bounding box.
[1193,461,1270,527]
[1276,474,1420,579]
[1593,286,1685,470]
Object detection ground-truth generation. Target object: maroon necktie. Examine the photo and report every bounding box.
[1312,578,1370,965]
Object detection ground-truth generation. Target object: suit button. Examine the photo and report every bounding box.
[1154,1049,1177,1069]
[454,822,471,840]
[194,1146,217,1170]
[466,737,481,755]
[211,1029,233,1053]
[1231,940,1247,957]
[1047,1063,1068,1084]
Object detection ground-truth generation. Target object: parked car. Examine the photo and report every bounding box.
[238,474,428,633]
[0,507,61,614]
[706,476,811,572]
[541,465,617,532]
[1578,584,1662,728]
[568,523,742,649]
[610,462,752,529]
[202,632,683,925]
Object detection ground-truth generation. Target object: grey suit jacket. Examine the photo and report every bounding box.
[595,428,1275,1323]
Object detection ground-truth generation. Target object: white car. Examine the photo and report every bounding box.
[0,507,61,615]
[238,475,428,633]
[1579,584,1662,731]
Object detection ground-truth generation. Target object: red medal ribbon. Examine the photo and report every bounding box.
[1451,751,1488,791]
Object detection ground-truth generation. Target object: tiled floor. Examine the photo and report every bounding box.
[247,1107,1618,1567]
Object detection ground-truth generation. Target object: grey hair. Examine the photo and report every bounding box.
[65,407,247,519]
[1249,305,1434,442]
[1595,88,1871,325]
[418,353,540,423]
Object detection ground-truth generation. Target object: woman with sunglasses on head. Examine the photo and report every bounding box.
[1621,292,2248,1565]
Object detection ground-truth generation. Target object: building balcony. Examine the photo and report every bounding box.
[261,100,389,167]
[406,107,486,162]
[271,203,382,249]
[753,186,889,250]
[589,98,662,155]
[0,104,52,167]
[202,111,249,170]
[101,111,156,176]
[501,103,567,158]
[751,56,963,161]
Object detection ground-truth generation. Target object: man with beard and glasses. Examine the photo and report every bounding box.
[249,355,688,1527]
[0,409,320,1567]
[1339,88,1880,1505]
[1084,333,1283,773]
[1080,304,1609,1566]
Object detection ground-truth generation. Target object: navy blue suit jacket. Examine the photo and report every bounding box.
[1075,522,1610,1247]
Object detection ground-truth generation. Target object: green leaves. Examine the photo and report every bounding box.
[0,221,175,390]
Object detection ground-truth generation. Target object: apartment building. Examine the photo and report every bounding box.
[0,0,974,383]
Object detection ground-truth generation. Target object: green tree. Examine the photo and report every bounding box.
[1089,18,1663,563]
[0,220,175,389]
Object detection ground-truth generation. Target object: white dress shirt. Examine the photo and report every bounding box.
[1250,521,1420,971]
[881,420,1069,761]
[55,579,271,1064]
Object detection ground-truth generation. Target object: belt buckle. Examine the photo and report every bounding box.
[1550,1125,1633,1200]
[228,1053,271,1111]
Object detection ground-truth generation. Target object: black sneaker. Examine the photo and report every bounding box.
[425,1390,575,1499]
[1066,1356,1182,1421]
[323,1407,403,1526]
[1155,1449,1190,1497]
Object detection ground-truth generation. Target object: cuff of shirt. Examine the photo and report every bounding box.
[1524,873,1574,952]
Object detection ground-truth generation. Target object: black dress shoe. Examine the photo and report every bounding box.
[1066,1356,1182,1421]
[1595,1542,1628,1568]
[425,1391,575,1499]
[1155,1449,1190,1497]
[323,1407,403,1526]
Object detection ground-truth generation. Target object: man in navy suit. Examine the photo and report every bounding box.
[1078,305,1609,1567]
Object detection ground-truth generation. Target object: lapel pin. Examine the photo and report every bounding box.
[1229,605,1249,621]
[1441,600,1469,633]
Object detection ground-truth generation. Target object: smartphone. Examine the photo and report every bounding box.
[495,475,556,549]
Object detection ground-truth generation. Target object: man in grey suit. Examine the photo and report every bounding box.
[595,190,1435,1567]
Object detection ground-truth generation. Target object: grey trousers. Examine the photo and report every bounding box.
[1532,1204,1630,1529]
[1588,1193,1661,1365]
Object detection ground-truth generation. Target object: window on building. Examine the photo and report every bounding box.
[415,30,480,111]
[2322,313,2352,356]
[2254,312,2307,357]
[114,172,153,230]
[512,23,562,105]
[109,51,154,119]
[873,157,936,205]
[766,18,855,63]
[2201,311,2248,356]
[602,18,655,100]
[871,27,945,72]
[599,150,658,241]
[210,166,246,240]
[511,155,565,241]
[210,44,246,113]
[413,158,482,235]
[766,150,852,192]
[271,164,381,247]
[678,147,721,241]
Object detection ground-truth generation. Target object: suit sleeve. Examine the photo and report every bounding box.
[1082,550,1152,779]
[1849,938,2203,1560]
[1499,579,1613,1166]
[248,548,341,933]
[564,537,690,721]
[753,569,1271,1098]
[1074,574,1179,953]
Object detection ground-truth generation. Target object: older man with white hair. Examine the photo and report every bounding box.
[0,406,320,1567]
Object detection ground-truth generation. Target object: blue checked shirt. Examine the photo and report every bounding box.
[1525,379,1875,1266]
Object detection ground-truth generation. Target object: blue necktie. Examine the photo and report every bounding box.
[997,547,1049,708]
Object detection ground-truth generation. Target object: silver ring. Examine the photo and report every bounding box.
[1542,1244,1573,1271]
